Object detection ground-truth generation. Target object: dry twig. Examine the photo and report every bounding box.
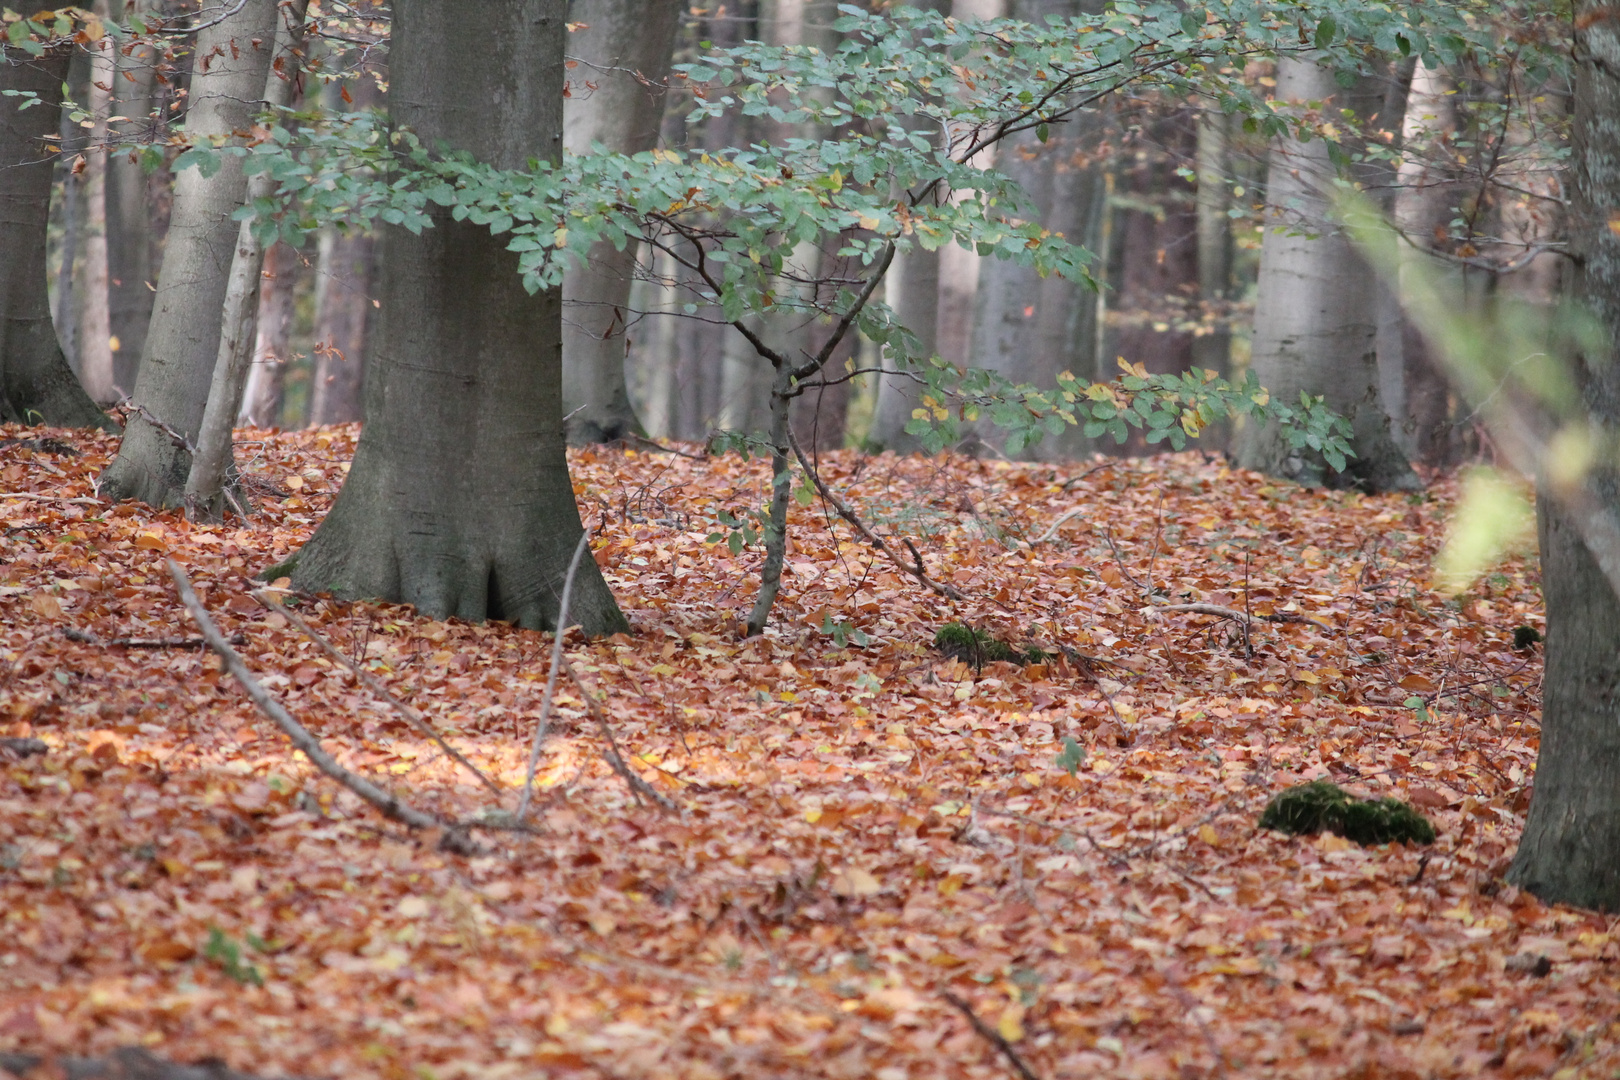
[166,560,480,854]
[516,531,592,823]
[941,991,1043,1080]
[561,655,679,813]
[1156,602,1333,632]
[251,591,502,799]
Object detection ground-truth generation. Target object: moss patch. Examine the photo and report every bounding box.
[258,554,300,583]
[934,623,1045,667]
[1259,781,1436,846]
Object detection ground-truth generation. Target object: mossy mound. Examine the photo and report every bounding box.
[934,623,1046,666]
[1259,781,1436,846]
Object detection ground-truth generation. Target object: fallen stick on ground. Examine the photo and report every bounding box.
[941,991,1043,1080]
[0,492,102,506]
[787,428,966,601]
[251,590,502,799]
[64,626,243,649]
[516,530,591,823]
[561,654,679,813]
[1156,602,1333,631]
[166,560,480,855]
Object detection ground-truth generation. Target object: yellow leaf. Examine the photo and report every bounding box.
[1295,670,1320,684]
[134,532,167,551]
[29,592,62,618]
[1197,824,1220,847]
[997,1003,1026,1043]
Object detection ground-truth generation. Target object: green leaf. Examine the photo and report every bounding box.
[1055,736,1085,777]
[1314,16,1337,49]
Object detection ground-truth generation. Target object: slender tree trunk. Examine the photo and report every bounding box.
[283,0,626,635]
[236,240,297,427]
[0,45,110,429]
[186,0,310,520]
[77,22,117,405]
[560,0,680,444]
[964,0,1107,460]
[1506,0,1620,912]
[306,73,378,427]
[1112,109,1200,382]
[98,0,281,505]
[51,48,84,380]
[106,1,159,396]
[1192,106,1232,447]
[1236,56,1418,492]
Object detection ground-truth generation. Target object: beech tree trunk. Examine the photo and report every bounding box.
[306,74,378,428]
[1236,57,1418,492]
[963,0,1106,460]
[76,22,116,405]
[237,241,297,427]
[283,0,626,636]
[560,0,680,444]
[97,0,281,505]
[106,2,159,396]
[0,45,110,429]
[1506,0,1620,911]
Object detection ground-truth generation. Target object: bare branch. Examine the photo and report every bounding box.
[516,530,592,823]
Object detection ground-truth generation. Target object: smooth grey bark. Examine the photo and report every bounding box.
[307,73,379,427]
[236,240,296,427]
[285,0,626,636]
[186,0,310,520]
[0,45,111,429]
[560,0,680,444]
[97,0,280,505]
[1507,0,1620,911]
[106,3,159,395]
[1193,108,1232,380]
[1236,56,1418,492]
[868,0,950,453]
[77,18,116,404]
[963,0,1106,460]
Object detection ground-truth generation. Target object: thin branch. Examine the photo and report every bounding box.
[941,991,1043,1080]
[0,493,103,506]
[251,591,502,799]
[62,626,242,649]
[152,0,251,36]
[560,654,679,813]
[1156,602,1333,632]
[787,427,966,601]
[516,531,592,823]
[165,560,479,854]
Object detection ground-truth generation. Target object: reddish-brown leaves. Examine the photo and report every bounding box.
[0,425,1606,1080]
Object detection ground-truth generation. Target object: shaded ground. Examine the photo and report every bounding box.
[0,425,1610,1080]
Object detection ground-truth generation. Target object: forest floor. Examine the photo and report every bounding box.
[0,423,1612,1080]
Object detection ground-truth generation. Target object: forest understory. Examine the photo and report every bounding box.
[0,424,1612,1080]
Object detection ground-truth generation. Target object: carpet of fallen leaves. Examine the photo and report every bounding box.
[1,423,1614,1080]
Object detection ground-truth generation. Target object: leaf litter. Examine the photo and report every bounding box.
[0,424,1611,1080]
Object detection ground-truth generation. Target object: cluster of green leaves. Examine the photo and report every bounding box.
[203,926,268,988]
[1,6,103,55]
[894,356,1355,467]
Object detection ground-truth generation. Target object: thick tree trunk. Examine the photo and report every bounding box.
[77,24,116,405]
[1112,110,1199,380]
[1507,0,1620,911]
[560,0,680,444]
[964,0,1106,460]
[106,3,159,396]
[306,74,378,428]
[1236,57,1418,492]
[284,0,626,636]
[97,0,281,505]
[0,45,110,429]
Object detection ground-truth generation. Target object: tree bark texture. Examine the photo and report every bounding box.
[76,22,116,404]
[1507,0,1620,912]
[98,0,281,505]
[306,73,379,428]
[1235,56,1418,492]
[560,0,680,444]
[106,2,160,395]
[237,240,297,428]
[1111,110,1199,380]
[964,0,1106,460]
[286,0,627,636]
[0,45,111,429]
[186,0,310,520]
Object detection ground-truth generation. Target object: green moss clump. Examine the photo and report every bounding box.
[933,623,1049,667]
[258,554,300,582]
[1259,780,1436,846]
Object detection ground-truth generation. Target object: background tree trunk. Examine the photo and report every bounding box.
[1507,0,1620,912]
[237,241,298,427]
[1236,56,1417,491]
[285,0,626,636]
[306,73,379,428]
[963,0,1106,460]
[76,21,116,405]
[97,0,281,505]
[560,0,681,444]
[106,1,160,396]
[0,45,110,429]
